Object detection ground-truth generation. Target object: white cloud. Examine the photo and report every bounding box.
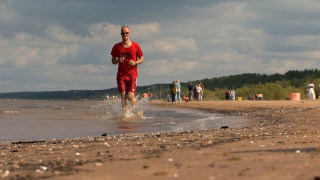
[46,24,83,43]
[131,23,161,39]
[287,35,320,49]
[88,22,119,41]
[145,37,199,55]
[307,50,320,59]
[143,58,198,76]
[0,32,78,68]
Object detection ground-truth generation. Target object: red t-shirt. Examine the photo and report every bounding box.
[111,42,143,78]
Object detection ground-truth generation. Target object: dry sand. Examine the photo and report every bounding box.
[1,100,320,180]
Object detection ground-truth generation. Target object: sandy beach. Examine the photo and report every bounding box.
[1,100,320,180]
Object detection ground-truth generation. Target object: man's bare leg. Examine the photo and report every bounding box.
[120,92,128,112]
[127,92,136,107]
[128,92,143,118]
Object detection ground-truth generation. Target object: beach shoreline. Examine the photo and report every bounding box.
[1,100,320,180]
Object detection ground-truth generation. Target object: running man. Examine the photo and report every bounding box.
[111,26,144,111]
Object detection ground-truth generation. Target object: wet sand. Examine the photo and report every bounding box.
[1,100,320,180]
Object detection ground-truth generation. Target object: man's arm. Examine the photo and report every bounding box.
[136,56,143,65]
[112,56,124,65]
[111,56,118,64]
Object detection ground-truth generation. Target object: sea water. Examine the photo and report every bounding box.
[0,99,245,141]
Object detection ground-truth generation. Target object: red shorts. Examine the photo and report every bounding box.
[117,76,137,93]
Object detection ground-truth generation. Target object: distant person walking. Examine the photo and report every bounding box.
[111,26,144,111]
[175,79,181,103]
[170,80,176,103]
[166,94,171,103]
[193,86,198,100]
[225,89,230,100]
[230,89,236,100]
[199,82,204,101]
[188,82,193,101]
[196,84,202,100]
[306,81,315,100]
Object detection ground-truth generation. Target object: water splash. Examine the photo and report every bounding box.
[99,98,148,120]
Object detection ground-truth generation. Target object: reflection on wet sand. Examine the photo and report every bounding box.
[116,112,142,131]
[117,123,138,130]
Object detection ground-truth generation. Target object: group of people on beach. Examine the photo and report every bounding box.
[191,82,204,101]
[225,89,236,100]
[166,81,204,103]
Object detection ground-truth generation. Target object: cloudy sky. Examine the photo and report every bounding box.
[0,0,320,92]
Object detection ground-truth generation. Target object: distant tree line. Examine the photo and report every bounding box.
[187,68,320,91]
[0,69,319,100]
[137,68,320,100]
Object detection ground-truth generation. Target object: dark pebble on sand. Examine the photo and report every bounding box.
[221,126,229,129]
[101,133,107,136]
[160,145,166,149]
[314,176,320,180]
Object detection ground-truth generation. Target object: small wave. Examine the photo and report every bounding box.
[47,106,65,110]
[83,105,96,109]
[153,121,176,126]
[143,116,155,119]
[2,110,20,114]
[197,116,222,121]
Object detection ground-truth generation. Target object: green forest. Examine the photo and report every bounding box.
[1,69,320,100]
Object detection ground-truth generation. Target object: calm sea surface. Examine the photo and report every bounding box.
[0,99,245,141]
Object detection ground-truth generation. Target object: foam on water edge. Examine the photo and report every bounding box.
[99,98,148,121]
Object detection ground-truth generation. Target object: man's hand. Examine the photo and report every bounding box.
[112,56,124,64]
[129,60,136,66]
[119,57,125,63]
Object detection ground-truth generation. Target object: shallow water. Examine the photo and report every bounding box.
[0,99,246,141]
